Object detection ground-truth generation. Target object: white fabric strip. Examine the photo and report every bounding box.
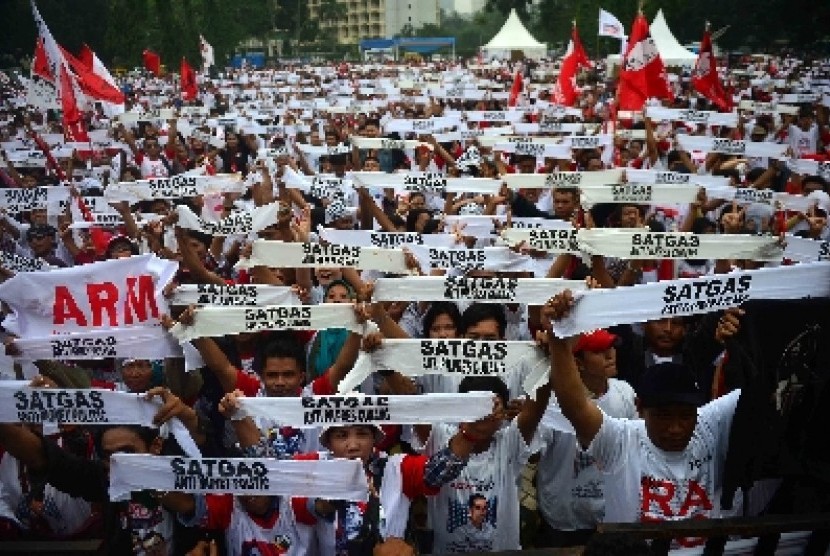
[104,174,245,203]
[625,169,730,189]
[700,186,814,212]
[337,339,548,396]
[0,186,68,214]
[383,117,459,133]
[500,227,580,254]
[552,262,830,337]
[783,236,830,263]
[0,250,54,272]
[372,276,585,304]
[513,122,588,134]
[109,454,368,502]
[169,303,360,341]
[233,392,493,426]
[318,228,458,249]
[493,141,571,158]
[68,213,124,228]
[645,106,739,127]
[349,171,502,194]
[350,137,425,150]
[787,158,830,179]
[296,143,352,156]
[406,245,530,272]
[444,215,571,240]
[0,384,199,458]
[561,135,614,150]
[12,326,183,360]
[579,183,701,205]
[464,110,525,123]
[176,202,278,236]
[504,169,623,189]
[577,229,783,260]
[237,241,412,274]
[676,135,789,158]
[170,284,299,307]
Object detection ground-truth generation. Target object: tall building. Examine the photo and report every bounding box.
[308,0,440,44]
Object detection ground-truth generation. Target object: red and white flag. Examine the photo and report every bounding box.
[616,12,673,111]
[180,57,198,101]
[691,27,732,112]
[30,0,89,142]
[60,46,124,106]
[553,23,591,107]
[508,69,524,107]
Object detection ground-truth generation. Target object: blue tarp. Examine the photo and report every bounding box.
[359,37,454,55]
[230,52,265,69]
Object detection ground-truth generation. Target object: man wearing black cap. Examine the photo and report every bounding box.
[25,224,66,267]
[543,290,744,548]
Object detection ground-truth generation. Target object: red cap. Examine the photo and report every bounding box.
[572,329,618,354]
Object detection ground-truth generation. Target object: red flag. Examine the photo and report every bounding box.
[60,45,124,105]
[508,70,523,107]
[554,24,592,106]
[59,64,88,142]
[78,43,94,72]
[32,38,53,81]
[180,57,197,101]
[143,49,160,76]
[616,13,674,111]
[692,28,732,112]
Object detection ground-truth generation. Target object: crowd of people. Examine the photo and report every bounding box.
[0,50,828,556]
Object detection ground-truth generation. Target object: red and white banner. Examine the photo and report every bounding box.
[0,254,177,337]
[553,24,591,107]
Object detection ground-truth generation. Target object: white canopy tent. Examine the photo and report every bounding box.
[481,9,547,60]
[607,9,698,68]
[650,9,697,66]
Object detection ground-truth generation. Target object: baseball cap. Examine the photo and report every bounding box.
[572,329,619,354]
[750,125,767,138]
[638,362,707,408]
[106,234,139,256]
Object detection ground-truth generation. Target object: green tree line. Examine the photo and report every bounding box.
[1,0,827,69]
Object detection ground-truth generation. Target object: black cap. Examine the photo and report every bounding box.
[26,224,57,239]
[638,362,707,408]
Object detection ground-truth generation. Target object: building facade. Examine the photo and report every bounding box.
[307,0,440,44]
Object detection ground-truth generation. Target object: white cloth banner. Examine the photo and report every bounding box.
[237,241,412,274]
[233,392,493,426]
[0,250,54,273]
[493,141,571,159]
[645,106,739,128]
[787,158,830,179]
[349,171,502,195]
[444,215,571,240]
[464,111,526,123]
[176,202,278,236]
[349,137,424,150]
[372,276,585,304]
[513,122,590,134]
[12,326,182,360]
[382,117,459,133]
[577,229,783,260]
[500,227,580,254]
[625,169,730,189]
[0,384,199,458]
[676,135,788,158]
[318,228,458,249]
[109,454,368,502]
[337,339,549,397]
[783,236,829,263]
[579,183,701,205]
[0,186,68,214]
[169,303,360,341]
[0,255,177,337]
[504,169,623,189]
[170,284,300,306]
[552,262,830,337]
[104,174,245,203]
[406,245,530,272]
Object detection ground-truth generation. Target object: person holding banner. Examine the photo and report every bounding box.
[543,288,747,548]
[0,383,205,554]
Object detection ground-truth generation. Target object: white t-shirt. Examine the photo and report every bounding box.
[788,124,819,158]
[587,389,741,548]
[425,420,533,553]
[535,379,637,531]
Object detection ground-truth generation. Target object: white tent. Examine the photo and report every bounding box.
[607,9,698,68]
[481,9,547,60]
[650,9,697,66]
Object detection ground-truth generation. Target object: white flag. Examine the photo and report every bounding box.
[599,8,626,40]
[199,34,214,69]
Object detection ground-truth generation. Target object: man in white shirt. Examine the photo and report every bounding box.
[544,290,744,548]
